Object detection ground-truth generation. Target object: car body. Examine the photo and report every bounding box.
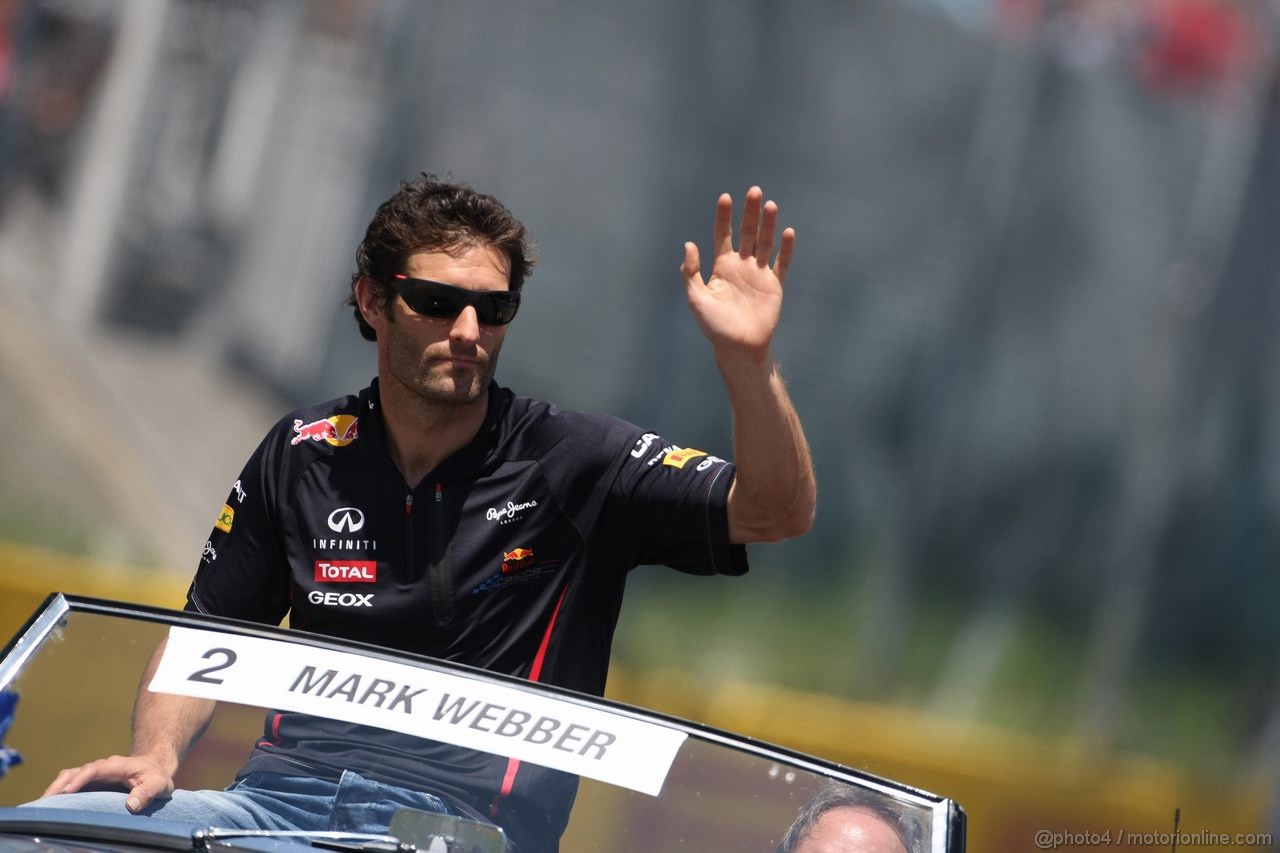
[0,595,966,852]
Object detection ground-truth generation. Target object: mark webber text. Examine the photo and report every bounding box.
[287,665,617,759]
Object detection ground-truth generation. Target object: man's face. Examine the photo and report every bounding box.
[793,806,908,853]
[371,244,512,407]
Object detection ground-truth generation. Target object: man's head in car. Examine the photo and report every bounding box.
[777,781,922,853]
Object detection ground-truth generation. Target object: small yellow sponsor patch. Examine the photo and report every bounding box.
[215,504,235,533]
[662,448,708,469]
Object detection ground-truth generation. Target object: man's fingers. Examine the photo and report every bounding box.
[42,767,82,797]
[681,242,704,288]
[755,200,778,265]
[43,758,117,797]
[126,779,163,813]
[774,228,796,284]
[713,193,734,256]
[738,186,763,257]
[698,187,792,285]
[41,755,165,802]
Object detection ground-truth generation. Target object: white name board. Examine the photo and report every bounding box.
[150,626,686,796]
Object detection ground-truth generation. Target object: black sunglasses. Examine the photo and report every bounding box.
[387,275,521,325]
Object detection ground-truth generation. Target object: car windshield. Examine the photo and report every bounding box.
[0,596,963,852]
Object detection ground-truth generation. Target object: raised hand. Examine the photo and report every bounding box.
[681,186,795,360]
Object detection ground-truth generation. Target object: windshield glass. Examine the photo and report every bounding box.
[0,597,960,852]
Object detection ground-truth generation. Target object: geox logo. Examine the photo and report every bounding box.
[308,591,374,607]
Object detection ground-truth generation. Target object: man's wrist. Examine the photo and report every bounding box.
[129,746,179,776]
[713,343,775,377]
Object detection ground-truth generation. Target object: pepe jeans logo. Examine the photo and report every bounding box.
[486,499,538,525]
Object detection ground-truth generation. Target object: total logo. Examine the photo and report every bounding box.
[291,415,359,447]
[314,560,377,583]
[308,590,374,608]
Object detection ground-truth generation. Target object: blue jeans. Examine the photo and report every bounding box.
[24,769,452,833]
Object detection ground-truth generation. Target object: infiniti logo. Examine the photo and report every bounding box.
[327,507,365,534]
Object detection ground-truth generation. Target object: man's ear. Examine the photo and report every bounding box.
[355,276,388,332]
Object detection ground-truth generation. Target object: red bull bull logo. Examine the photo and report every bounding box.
[291,415,359,447]
[501,547,534,574]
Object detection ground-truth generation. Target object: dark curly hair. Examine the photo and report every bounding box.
[347,174,536,341]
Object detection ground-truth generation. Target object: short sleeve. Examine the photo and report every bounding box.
[600,430,748,577]
[185,425,292,624]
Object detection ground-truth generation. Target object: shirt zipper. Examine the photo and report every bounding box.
[402,493,414,586]
[430,482,455,625]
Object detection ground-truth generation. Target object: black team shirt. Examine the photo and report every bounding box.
[185,378,747,851]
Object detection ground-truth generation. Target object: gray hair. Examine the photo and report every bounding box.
[776,781,926,853]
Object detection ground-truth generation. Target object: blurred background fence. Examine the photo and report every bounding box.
[1,0,1278,847]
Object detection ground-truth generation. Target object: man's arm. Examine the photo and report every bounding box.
[42,637,216,812]
[681,187,816,543]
